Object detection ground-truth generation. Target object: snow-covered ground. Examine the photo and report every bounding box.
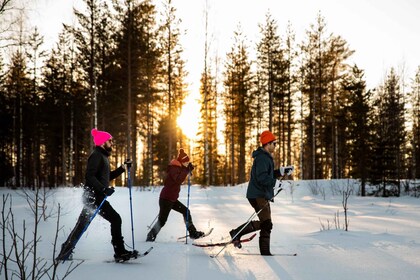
[1,180,420,280]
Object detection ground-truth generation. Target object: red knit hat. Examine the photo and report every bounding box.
[177,148,190,163]
[260,130,276,145]
[91,128,112,146]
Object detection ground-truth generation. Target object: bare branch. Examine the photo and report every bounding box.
[0,0,14,15]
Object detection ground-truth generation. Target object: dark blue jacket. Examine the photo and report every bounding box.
[246,147,280,200]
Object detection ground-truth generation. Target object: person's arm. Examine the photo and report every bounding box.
[110,165,125,180]
[168,166,189,185]
[255,159,276,201]
[274,168,281,178]
[85,153,107,192]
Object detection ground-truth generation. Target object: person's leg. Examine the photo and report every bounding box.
[56,190,99,260]
[252,198,272,256]
[228,199,261,248]
[172,200,204,239]
[56,206,91,260]
[146,198,173,241]
[98,201,129,256]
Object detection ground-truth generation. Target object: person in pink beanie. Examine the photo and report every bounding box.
[57,128,136,262]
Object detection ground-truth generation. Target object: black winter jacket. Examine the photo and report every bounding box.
[84,146,124,202]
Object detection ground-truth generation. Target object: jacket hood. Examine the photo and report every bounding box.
[169,159,182,167]
[252,147,269,159]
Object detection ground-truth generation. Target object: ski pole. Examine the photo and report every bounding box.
[127,161,135,250]
[147,214,158,229]
[185,170,192,244]
[211,177,286,258]
[62,195,108,262]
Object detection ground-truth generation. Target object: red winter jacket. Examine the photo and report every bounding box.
[159,159,190,202]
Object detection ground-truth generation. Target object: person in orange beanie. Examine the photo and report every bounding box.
[228,130,293,255]
[146,149,205,242]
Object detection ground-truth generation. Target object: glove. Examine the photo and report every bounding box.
[124,159,132,168]
[104,187,115,196]
[271,180,282,202]
[187,162,194,172]
[280,165,294,176]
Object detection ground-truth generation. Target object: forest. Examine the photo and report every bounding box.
[0,0,419,195]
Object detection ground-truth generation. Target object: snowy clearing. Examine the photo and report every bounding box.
[1,180,420,280]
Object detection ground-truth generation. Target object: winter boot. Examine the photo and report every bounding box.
[229,221,259,249]
[114,250,138,262]
[146,221,161,242]
[112,238,138,262]
[188,224,205,239]
[55,242,74,261]
[259,236,272,256]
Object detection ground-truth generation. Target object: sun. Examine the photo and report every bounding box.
[177,92,201,140]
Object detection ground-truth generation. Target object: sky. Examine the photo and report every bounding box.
[19,0,420,138]
[24,0,420,89]
[2,179,420,279]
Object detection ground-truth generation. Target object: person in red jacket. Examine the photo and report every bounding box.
[146,148,204,241]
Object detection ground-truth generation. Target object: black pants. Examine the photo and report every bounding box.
[158,198,193,228]
[62,193,123,250]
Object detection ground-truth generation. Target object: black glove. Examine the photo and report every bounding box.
[280,165,294,176]
[124,159,132,168]
[187,162,194,172]
[104,187,115,196]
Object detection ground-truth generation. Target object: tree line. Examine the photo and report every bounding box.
[0,0,419,195]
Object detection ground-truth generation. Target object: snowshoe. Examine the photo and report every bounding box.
[56,249,74,262]
[177,228,214,241]
[56,243,75,262]
[189,230,205,239]
[114,250,139,262]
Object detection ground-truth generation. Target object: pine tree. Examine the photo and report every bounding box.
[194,2,220,186]
[299,13,353,179]
[223,25,253,184]
[409,66,420,179]
[4,50,33,188]
[255,12,281,132]
[283,22,298,168]
[0,53,15,186]
[156,0,188,172]
[40,29,90,187]
[325,35,354,178]
[256,14,297,168]
[26,27,47,188]
[300,13,328,179]
[371,68,407,196]
[69,0,114,130]
[196,68,219,185]
[342,65,373,196]
[111,0,161,185]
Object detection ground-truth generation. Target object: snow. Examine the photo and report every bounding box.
[2,180,420,280]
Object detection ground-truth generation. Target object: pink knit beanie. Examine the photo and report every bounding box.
[91,128,112,146]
